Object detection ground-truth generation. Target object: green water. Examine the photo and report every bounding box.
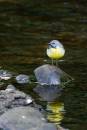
[0,1,87,130]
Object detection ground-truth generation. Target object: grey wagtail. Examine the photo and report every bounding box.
[47,40,65,65]
[46,40,74,81]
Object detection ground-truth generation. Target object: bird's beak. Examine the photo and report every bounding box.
[48,43,51,45]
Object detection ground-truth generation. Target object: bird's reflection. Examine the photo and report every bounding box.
[33,84,66,129]
[46,101,65,125]
[34,84,62,102]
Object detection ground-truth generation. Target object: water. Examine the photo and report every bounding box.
[0,1,87,130]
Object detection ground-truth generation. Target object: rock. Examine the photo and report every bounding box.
[16,74,30,84]
[6,84,16,92]
[0,87,33,115]
[34,84,62,102]
[34,64,63,85]
[0,69,12,80]
[0,107,57,130]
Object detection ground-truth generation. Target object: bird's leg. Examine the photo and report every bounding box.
[52,59,54,66]
[56,59,58,67]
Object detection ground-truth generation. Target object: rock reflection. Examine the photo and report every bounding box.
[34,84,62,102]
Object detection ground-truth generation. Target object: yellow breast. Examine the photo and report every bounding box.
[47,48,65,59]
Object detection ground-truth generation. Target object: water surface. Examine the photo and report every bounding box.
[0,1,87,130]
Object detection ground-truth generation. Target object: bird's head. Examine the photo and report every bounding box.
[48,40,64,49]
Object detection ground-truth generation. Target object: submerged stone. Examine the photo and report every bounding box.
[34,84,62,102]
[0,107,57,130]
[16,74,30,84]
[34,64,63,85]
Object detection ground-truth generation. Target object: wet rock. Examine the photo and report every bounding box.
[34,64,63,85]
[0,107,57,130]
[34,84,62,102]
[0,69,12,80]
[0,86,33,115]
[6,84,16,92]
[16,74,30,84]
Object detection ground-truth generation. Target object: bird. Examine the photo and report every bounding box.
[46,40,65,66]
